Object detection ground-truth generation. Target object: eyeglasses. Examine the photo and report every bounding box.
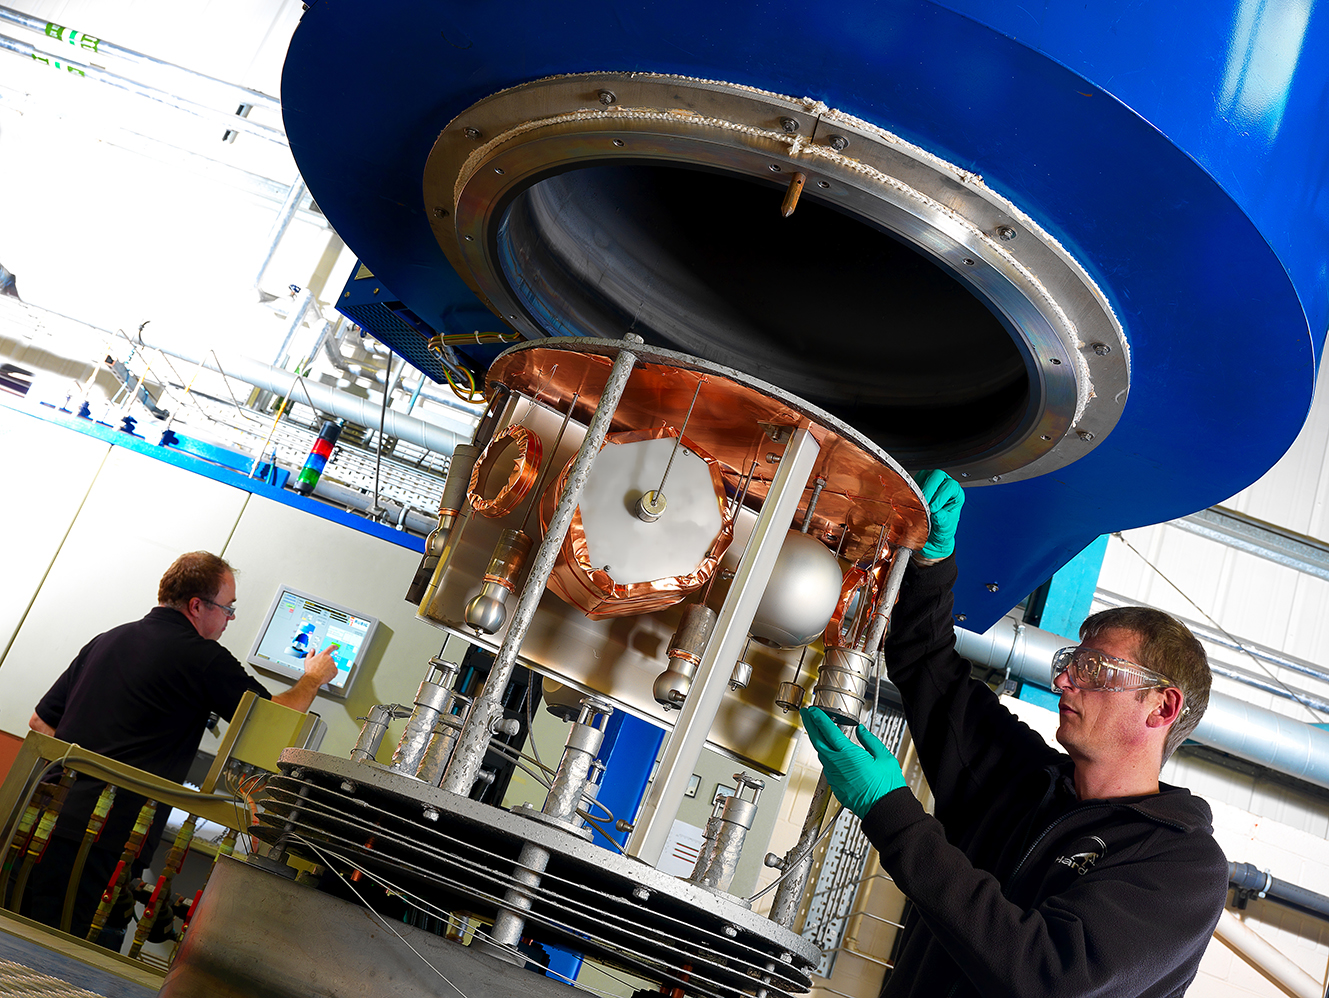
[1051,646,1176,694]
[200,597,236,619]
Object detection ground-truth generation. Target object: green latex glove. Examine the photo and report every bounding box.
[800,707,907,818]
[912,469,965,560]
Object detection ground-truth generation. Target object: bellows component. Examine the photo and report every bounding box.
[654,602,719,708]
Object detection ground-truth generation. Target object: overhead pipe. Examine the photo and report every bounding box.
[0,4,280,114]
[1096,589,1329,689]
[955,616,1329,791]
[140,340,476,456]
[1230,862,1329,922]
[0,34,286,145]
[310,478,437,536]
[0,4,281,114]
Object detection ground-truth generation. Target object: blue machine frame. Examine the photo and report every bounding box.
[281,0,1329,630]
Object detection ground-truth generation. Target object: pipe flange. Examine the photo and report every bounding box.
[423,72,1129,484]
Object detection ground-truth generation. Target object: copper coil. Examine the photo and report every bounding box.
[467,423,542,519]
[541,427,734,619]
[822,566,875,649]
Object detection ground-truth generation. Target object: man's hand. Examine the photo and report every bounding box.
[912,469,964,561]
[304,644,340,686]
[800,707,907,818]
[272,644,340,711]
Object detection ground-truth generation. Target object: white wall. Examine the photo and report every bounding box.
[0,404,451,758]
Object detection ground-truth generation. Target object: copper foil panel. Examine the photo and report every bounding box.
[541,427,733,619]
[486,339,929,563]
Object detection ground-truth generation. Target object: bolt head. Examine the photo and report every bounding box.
[986,582,1000,592]
[955,613,967,622]
[632,886,651,901]
[780,116,799,133]
[1077,429,1096,442]
[1092,342,1111,356]
[432,206,448,219]
[997,225,1018,241]
[463,127,481,140]
[612,138,625,147]
[828,134,849,151]
[340,780,356,793]
[723,925,738,938]
[990,475,1001,482]
[598,89,616,106]
[423,807,440,822]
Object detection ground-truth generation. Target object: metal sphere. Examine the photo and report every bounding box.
[749,530,843,647]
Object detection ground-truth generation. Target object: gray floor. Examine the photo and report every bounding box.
[0,921,157,998]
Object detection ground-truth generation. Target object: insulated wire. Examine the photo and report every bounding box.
[1111,531,1328,723]
[293,834,468,998]
[745,801,846,903]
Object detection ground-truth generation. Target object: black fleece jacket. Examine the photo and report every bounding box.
[862,557,1228,998]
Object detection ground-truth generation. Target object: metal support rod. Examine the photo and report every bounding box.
[256,180,309,293]
[768,773,832,927]
[441,338,640,795]
[858,547,914,656]
[273,288,316,367]
[628,426,821,864]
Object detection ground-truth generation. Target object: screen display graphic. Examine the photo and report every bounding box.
[247,587,379,699]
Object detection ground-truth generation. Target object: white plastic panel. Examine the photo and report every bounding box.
[0,407,109,663]
[0,444,247,735]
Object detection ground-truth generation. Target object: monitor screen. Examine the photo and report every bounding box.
[246,586,379,699]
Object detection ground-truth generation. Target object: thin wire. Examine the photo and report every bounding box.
[516,364,558,426]
[298,838,469,998]
[746,802,847,903]
[1111,531,1327,723]
[293,834,639,998]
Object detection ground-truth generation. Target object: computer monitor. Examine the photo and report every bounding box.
[246,586,379,699]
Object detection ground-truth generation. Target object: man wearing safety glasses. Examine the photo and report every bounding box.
[802,470,1227,998]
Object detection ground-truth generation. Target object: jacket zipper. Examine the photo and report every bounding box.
[1006,803,1113,886]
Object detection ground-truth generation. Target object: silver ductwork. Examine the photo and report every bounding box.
[141,341,476,456]
[956,615,1329,791]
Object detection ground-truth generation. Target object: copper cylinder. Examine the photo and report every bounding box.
[468,423,542,519]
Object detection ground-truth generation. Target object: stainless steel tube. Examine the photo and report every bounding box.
[441,338,639,796]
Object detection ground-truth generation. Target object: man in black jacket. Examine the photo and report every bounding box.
[802,471,1228,998]
[25,551,337,943]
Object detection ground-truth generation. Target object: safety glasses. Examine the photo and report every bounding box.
[1050,646,1176,694]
